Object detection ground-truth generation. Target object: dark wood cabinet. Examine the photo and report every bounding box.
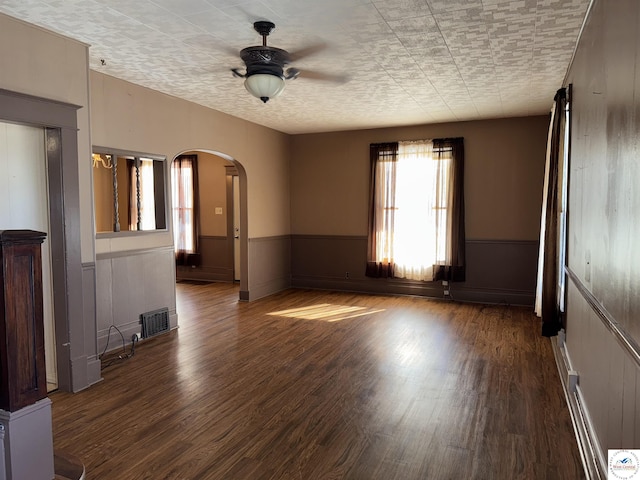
[0,230,47,412]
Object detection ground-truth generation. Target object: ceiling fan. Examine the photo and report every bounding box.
[231,21,344,103]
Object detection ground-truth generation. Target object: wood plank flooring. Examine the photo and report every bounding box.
[51,282,585,479]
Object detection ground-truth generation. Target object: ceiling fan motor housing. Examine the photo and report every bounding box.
[240,46,289,78]
[234,20,310,102]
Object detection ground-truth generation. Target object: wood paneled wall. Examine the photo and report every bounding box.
[96,247,177,353]
[561,0,640,476]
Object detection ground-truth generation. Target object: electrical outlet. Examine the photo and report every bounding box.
[132,333,141,343]
[345,272,350,279]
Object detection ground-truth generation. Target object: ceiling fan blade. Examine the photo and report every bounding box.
[288,43,327,61]
[219,44,241,58]
[231,68,246,78]
[296,69,349,84]
[284,68,300,80]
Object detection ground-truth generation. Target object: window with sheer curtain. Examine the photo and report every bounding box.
[128,158,157,231]
[366,138,465,282]
[171,154,200,266]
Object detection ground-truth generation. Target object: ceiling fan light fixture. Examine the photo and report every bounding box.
[244,73,285,103]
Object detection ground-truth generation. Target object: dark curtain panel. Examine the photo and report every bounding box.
[366,142,398,278]
[174,154,201,267]
[541,88,567,337]
[433,137,466,282]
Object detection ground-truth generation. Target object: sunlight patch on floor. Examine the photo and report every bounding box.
[268,304,385,322]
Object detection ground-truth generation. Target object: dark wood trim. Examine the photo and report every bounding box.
[0,87,97,392]
[0,88,79,128]
[566,266,640,369]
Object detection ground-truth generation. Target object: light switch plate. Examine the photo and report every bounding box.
[215,207,223,215]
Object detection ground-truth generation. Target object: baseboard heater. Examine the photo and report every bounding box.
[140,307,170,339]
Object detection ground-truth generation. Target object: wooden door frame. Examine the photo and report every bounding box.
[0,88,89,392]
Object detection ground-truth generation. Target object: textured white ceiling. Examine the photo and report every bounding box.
[0,0,590,134]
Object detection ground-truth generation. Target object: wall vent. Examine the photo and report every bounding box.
[140,307,170,339]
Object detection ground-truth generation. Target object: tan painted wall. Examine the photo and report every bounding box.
[194,151,231,237]
[0,12,102,393]
[0,12,93,261]
[290,116,549,240]
[90,72,291,245]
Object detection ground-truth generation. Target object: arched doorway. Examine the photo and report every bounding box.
[170,149,248,299]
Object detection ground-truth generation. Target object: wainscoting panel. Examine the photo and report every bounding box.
[96,246,177,354]
[175,235,233,283]
[557,272,640,478]
[81,262,101,387]
[291,235,538,305]
[458,240,538,306]
[247,236,291,301]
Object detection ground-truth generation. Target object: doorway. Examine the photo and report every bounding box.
[171,150,248,297]
[0,122,57,390]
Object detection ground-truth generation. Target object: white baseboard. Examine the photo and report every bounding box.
[551,332,606,480]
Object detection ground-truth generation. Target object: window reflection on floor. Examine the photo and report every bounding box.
[268,304,385,322]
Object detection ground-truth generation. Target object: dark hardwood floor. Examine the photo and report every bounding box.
[51,282,585,479]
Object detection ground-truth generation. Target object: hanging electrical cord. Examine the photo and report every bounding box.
[99,325,135,368]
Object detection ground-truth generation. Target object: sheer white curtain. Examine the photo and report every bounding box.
[393,141,436,280]
[171,160,195,254]
[129,158,156,231]
[373,140,451,281]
